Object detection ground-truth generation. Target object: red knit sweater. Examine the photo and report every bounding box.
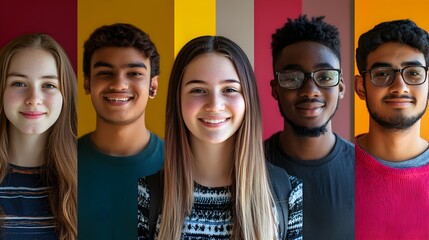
[356,142,429,239]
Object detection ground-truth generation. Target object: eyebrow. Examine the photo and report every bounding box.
[369,61,425,69]
[93,61,147,69]
[7,72,58,79]
[184,79,240,86]
[281,62,336,71]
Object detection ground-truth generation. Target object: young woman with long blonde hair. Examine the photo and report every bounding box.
[138,35,302,240]
[0,33,77,239]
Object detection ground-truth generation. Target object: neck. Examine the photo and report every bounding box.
[190,136,235,187]
[91,116,150,156]
[279,122,336,160]
[358,120,428,162]
[8,126,47,167]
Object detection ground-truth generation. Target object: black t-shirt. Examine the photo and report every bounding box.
[264,132,355,240]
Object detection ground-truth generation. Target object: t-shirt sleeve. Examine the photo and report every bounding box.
[286,175,303,240]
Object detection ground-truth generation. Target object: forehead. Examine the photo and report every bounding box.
[366,42,426,67]
[90,47,150,68]
[275,41,339,71]
[182,52,238,82]
[8,47,57,74]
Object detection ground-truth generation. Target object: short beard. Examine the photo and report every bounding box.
[278,98,339,138]
[367,106,426,132]
[365,93,428,131]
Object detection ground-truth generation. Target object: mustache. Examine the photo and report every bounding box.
[295,98,325,105]
[382,94,416,101]
[103,90,132,94]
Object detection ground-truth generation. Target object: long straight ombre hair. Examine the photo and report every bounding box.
[0,33,77,239]
[159,36,276,239]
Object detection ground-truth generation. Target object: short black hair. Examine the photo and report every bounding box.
[356,19,429,74]
[83,23,160,78]
[271,15,341,74]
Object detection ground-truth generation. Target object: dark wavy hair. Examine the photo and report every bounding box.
[83,23,160,78]
[356,19,429,74]
[271,15,341,74]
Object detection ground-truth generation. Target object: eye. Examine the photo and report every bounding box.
[128,72,144,77]
[190,88,205,94]
[43,83,58,89]
[372,69,391,77]
[223,87,239,93]
[96,71,112,77]
[11,81,26,87]
[318,75,333,81]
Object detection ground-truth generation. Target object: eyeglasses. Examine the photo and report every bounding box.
[362,66,428,87]
[275,69,341,90]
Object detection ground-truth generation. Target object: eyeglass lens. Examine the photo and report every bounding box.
[277,69,340,89]
[370,66,427,86]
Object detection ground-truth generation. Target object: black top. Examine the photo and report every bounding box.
[265,132,355,240]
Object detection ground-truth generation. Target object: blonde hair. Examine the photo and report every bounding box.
[0,33,77,239]
[159,36,276,239]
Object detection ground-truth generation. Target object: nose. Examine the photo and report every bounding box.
[204,93,225,112]
[389,72,409,94]
[25,86,43,105]
[109,73,129,91]
[298,76,321,98]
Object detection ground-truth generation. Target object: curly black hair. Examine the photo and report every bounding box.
[271,15,341,74]
[356,19,429,74]
[83,23,160,78]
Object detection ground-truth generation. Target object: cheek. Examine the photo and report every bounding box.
[3,90,20,114]
[180,96,200,126]
[231,96,245,121]
[181,93,198,129]
[49,92,64,114]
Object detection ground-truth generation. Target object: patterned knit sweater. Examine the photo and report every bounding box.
[355,142,429,239]
[0,164,57,239]
[138,176,303,240]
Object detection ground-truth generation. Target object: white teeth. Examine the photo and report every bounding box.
[106,97,129,102]
[202,119,227,124]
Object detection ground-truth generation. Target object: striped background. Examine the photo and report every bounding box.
[4,0,429,141]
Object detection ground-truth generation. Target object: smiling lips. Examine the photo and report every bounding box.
[295,102,325,117]
[199,117,230,127]
[384,98,414,107]
[105,97,132,102]
[103,93,134,105]
[20,111,46,119]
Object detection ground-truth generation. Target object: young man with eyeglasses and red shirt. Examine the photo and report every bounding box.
[265,15,354,240]
[355,19,429,239]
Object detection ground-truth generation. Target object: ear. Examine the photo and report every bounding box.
[270,79,279,100]
[84,77,90,94]
[149,75,159,99]
[338,77,345,99]
[355,74,366,100]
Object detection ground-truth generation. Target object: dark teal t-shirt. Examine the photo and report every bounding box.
[78,133,164,240]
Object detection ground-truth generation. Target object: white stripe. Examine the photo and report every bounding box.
[0,195,48,199]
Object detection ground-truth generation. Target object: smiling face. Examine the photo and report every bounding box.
[84,47,158,126]
[355,42,429,130]
[272,41,344,137]
[181,52,245,145]
[3,47,63,135]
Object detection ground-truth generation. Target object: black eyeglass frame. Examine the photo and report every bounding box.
[362,65,429,87]
[275,68,342,90]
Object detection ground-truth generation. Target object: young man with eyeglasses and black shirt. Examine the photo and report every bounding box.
[264,15,354,240]
[355,19,429,239]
